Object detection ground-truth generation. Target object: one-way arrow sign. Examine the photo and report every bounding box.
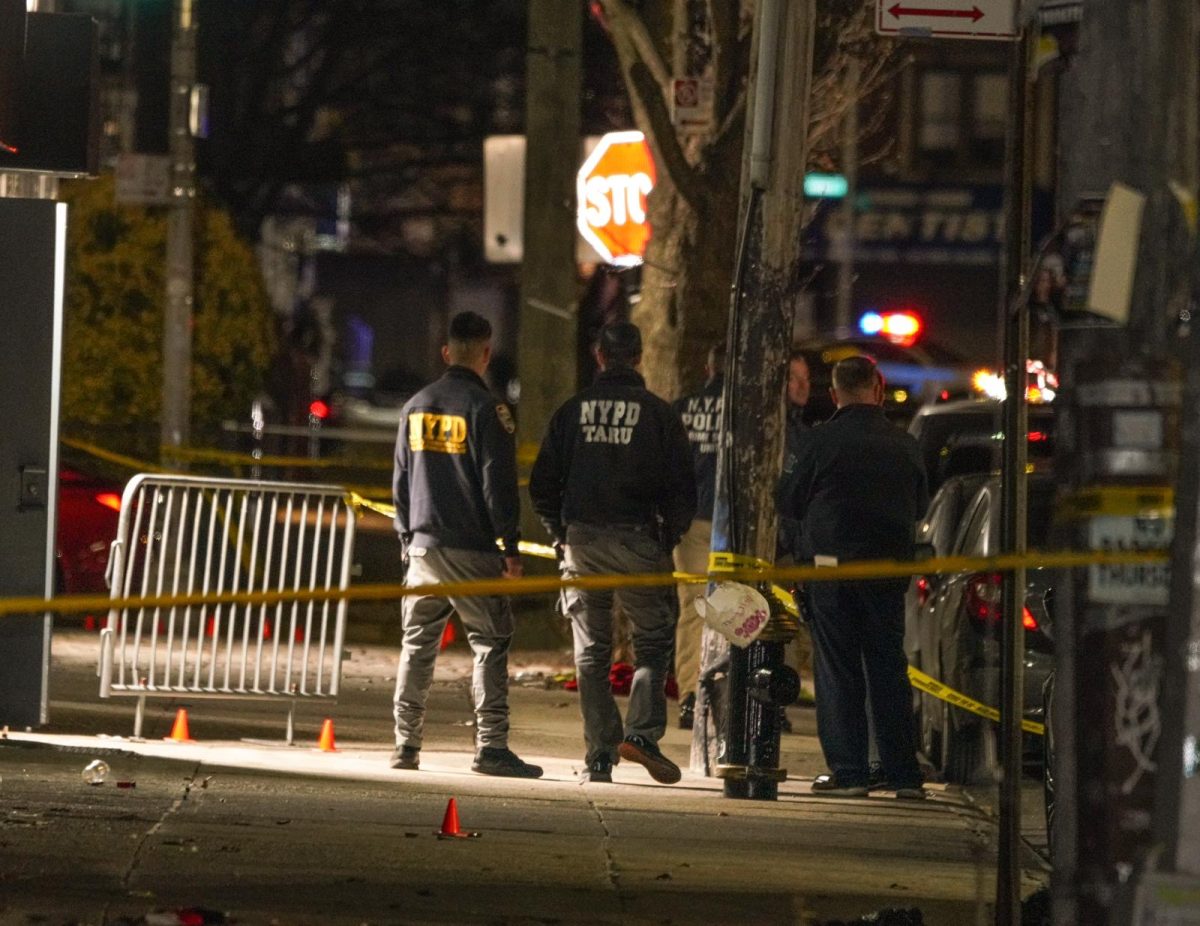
[877,0,1016,39]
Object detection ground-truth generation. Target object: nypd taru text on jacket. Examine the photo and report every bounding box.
[528,366,696,547]
[393,365,520,555]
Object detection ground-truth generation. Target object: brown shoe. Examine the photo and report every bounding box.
[618,735,681,784]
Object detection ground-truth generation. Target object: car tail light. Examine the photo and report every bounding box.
[916,576,931,606]
[965,572,1002,624]
[966,572,1042,632]
[95,492,121,512]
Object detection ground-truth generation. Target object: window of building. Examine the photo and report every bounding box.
[970,72,1008,164]
[918,71,962,152]
[915,68,1008,171]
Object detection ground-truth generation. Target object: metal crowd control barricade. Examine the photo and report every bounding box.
[99,474,357,741]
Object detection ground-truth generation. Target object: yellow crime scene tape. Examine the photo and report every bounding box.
[56,438,1172,739]
[162,444,393,472]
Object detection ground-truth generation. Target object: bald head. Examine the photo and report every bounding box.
[831,355,884,407]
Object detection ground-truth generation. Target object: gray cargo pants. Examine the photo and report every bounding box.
[393,545,514,750]
[561,524,676,766]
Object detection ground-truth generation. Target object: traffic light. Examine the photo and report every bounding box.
[0,0,26,156]
[0,11,99,176]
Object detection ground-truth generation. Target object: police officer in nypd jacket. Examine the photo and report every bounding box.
[529,321,696,785]
[391,311,542,779]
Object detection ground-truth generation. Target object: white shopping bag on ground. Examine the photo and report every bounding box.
[694,581,770,648]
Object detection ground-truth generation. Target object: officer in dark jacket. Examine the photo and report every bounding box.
[670,342,724,730]
[781,355,929,798]
[391,311,541,779]
[777,348,812,561]
[529,321,696,785]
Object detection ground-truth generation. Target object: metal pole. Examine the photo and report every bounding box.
[835,58,858,333]
[996,24,1033,926]
[162,0,195,451]
[708,0,813,802]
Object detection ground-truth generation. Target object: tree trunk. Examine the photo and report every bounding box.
[633,173,740,399]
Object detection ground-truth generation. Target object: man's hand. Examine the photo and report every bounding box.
[502,555,523,579]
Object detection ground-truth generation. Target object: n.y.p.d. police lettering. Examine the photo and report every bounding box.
[680,394,722,455]
[409,413,468,454]
[580,399,641,445]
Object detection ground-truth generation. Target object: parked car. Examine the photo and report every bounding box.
[56,468,122,596]
[907,398,1056,496]
[905,472,1058,784]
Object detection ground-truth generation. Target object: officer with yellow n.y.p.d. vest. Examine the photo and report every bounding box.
[390,310,542,779]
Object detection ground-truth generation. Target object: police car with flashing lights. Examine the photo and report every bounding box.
[797,310,977,426]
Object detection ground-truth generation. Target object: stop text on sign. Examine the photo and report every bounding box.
[576,131,657,266]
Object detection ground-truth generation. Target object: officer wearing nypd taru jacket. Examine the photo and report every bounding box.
[390,310,542,779]
[529,321,696,785]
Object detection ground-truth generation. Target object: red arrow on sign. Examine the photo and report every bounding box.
[888,3,985,21]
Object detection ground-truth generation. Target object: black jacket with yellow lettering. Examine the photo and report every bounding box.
[529,365,696,549]
[393,366,520,555]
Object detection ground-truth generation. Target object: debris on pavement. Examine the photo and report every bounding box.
[81,759,110,785]
[817,908,923,925]
[113,907,229,926]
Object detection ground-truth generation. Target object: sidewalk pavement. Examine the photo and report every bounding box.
[0,629,1050,925]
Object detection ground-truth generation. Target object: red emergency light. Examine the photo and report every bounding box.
[859,309,923,347]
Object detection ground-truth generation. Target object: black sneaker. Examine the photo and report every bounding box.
[618,734,681,784]
[471,746,544,779]
[867,761,886,792]
[810,774,868,798]
[678,693,696,730]
[580,757,612,784]
[893,783,927,800]
[390,745,420,771]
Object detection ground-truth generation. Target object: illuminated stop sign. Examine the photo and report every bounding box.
[576,131,656,266]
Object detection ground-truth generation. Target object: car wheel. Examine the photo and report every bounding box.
[941,701,984,784]
[1043,673,1056,858]
[919,689,943,770]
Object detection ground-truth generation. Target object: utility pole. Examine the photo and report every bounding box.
[996,25,1034,926]
[834,58,857,333]
[161,0,195,451]
[700,0,813,801]
[516,0,581,535]
[1052,2,1197,922]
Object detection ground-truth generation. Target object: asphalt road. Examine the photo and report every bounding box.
[0,630,1051,926]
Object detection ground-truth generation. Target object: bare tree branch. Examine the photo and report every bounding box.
[629,61,706,210]
[704,0,738,124]
[599,0,703,210]
[598,0,671,87]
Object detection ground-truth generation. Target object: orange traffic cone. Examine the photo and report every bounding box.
[436,797,480,839]
[316,718,338,752]
[164,708,194,743]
